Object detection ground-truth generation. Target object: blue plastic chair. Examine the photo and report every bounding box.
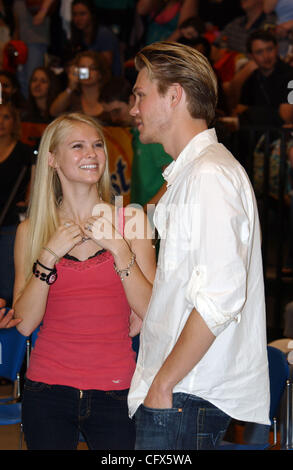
[0,313,28,449]
[220,345,289,450]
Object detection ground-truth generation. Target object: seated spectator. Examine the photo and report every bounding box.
[214,0,276,54]
[0,70,27,113]
[0,103,35,305]
[136,0,198,45]
[50,50,111,123]
[234,29,293,127]
[100,76,173,210]
[63,0,122,76]
[264,0,293,57]
[22,67,61,124]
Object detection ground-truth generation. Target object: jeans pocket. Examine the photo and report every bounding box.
[135,404,183,450]
[24,379,51,393]
[197,407,231,450]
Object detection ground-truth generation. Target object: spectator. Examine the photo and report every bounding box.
[0,70,27,112]
[0,102,35,305]
[50,50,111,122]
[234,29,293,127]
[136,0,198,45]
[264,1,293,57]
[214,0,276,54]
[12,0,52,99]
[22,67,61,123]
[64,0,122,76]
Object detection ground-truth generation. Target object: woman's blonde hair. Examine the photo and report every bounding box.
[25,112,112,280]
[135,41,218,126]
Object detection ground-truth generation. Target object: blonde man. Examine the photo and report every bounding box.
[127,41,270,450]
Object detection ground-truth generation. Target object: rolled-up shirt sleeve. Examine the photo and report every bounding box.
[185,168,252,336]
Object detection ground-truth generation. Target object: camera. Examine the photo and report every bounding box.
[76,67,89,80]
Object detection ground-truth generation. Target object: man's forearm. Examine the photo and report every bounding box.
[144,308,215,408]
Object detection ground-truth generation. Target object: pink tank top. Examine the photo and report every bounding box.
[27,211,136,390]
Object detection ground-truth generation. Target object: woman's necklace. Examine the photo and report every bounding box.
[58,207,90,243]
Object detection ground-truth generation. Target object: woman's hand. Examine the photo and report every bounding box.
[82,215,125,255]
[41,221,84,265]
[66,64,79,92]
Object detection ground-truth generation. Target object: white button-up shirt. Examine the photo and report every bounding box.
[128,128,270,425]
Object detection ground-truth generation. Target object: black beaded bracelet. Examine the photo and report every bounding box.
[33,260,58,285]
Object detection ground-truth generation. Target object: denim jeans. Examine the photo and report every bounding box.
[22,379,135,450]
[135,392,231,450]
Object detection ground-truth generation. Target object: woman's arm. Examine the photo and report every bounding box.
[167,0,199,41]
[49,65,79,117]
[13,219,84,336]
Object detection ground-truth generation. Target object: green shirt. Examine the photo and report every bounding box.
[130,128,172,207]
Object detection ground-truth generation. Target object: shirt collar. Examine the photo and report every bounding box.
[163,128,218,186]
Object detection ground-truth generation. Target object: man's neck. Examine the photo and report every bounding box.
[163,119,208,160]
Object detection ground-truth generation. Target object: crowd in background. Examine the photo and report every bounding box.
[0,0,293,305]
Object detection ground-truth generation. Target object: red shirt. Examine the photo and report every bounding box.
[27,249,136,390]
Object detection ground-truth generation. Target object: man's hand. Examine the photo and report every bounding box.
[143,380,173,409]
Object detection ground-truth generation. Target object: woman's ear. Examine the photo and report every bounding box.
[48,151,58,169]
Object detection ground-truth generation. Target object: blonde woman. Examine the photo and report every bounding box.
[13,112,156,450]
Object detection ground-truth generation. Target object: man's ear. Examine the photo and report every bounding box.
[48,151,58,169]
[169,83,183,108]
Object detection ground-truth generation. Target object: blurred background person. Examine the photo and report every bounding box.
[50,50,111,122]
[0,102,35,305]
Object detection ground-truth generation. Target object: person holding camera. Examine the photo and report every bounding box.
[50,50,111,123]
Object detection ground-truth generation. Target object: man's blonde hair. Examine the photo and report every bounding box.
[25,112,112,281]
[135,41,218,126]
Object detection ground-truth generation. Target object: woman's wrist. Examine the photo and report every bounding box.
[38,248,58,268]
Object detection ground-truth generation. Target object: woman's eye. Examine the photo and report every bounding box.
[72,143,82,149]
[95,142,104,148]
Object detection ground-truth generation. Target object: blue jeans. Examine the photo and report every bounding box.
[135,393,231,450]
[22,379,135,450]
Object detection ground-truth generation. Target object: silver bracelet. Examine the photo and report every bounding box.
[42,246,60,264]
[114,252,136,281]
